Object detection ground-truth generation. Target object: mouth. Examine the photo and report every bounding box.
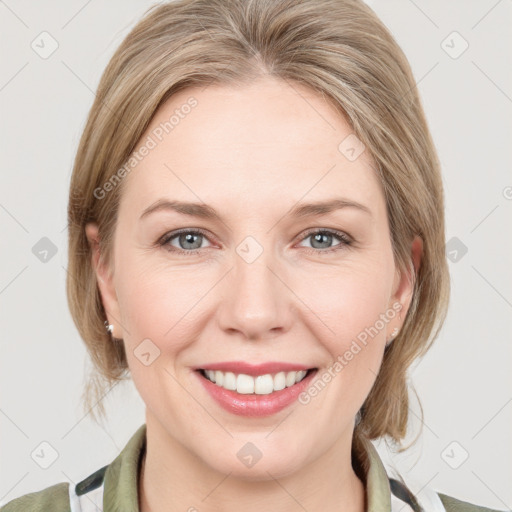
[196,367,317,395]
[194,366,318,416]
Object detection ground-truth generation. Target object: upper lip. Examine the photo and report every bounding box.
[195,361,315,376]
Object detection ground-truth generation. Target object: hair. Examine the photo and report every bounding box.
[67,0,450,456]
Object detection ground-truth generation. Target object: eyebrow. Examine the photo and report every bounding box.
[139,198,372,222]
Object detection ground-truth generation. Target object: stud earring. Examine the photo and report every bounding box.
[104,320,114,335]
[385,327,400,347]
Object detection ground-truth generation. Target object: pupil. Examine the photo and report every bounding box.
[182,233,200,249]
[313,232,330,248]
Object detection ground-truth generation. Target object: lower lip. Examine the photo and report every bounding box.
[195,369,318,417]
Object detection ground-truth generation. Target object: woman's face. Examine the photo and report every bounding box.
[87,76,418,479]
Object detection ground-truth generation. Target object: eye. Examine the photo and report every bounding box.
[158,228,212,255]
[296,228,352,255]
[157,228,352,256]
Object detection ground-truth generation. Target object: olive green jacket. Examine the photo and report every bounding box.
[1,424,505,511]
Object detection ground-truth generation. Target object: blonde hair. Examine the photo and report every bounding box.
[67,0,450,449]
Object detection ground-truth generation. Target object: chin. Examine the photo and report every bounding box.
[201,438,308,481]
[218,458,301,482]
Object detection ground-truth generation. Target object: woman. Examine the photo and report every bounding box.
[1,0,505,511]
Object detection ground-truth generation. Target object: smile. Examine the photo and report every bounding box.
[194,366,319,417]
[199,368,314,395]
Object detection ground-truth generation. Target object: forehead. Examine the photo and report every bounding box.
[119,77,383,219]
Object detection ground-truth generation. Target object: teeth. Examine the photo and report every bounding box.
[254,374,273,394]
[285,371,296,387]
[237,374,254,394]
[222,371,237,390]
[274,371,286,391]
[202,369,309,395]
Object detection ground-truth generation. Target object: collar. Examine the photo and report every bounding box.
[358,435,393,511]
[99,423,396,511]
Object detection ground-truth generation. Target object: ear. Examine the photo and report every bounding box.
[389,235,423,329]
[85,222,122,338]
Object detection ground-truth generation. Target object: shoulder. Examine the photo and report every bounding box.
[1,464,110,512]
[389,477,506,512]
[0,482,70,512]
[438,492,507,512]
[0,424,144,512]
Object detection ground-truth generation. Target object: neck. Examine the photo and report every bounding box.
[138,415,365,512]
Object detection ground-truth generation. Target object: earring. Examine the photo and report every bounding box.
[104,320,114,335]
[385,327,399,347]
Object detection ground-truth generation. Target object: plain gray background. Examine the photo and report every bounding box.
[1,0,511,509]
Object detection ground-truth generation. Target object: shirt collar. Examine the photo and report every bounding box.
[102,423,392,511]
[357,435,393,511]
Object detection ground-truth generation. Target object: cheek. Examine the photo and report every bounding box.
[293,258,394,353]
[294,267,391,418]
[115,256,213,354]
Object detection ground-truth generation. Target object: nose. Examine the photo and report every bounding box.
[216,242,292,341]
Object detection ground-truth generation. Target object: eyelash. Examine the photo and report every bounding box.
[157,228,353,257]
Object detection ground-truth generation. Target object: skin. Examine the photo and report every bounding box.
[86,76,421,512]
